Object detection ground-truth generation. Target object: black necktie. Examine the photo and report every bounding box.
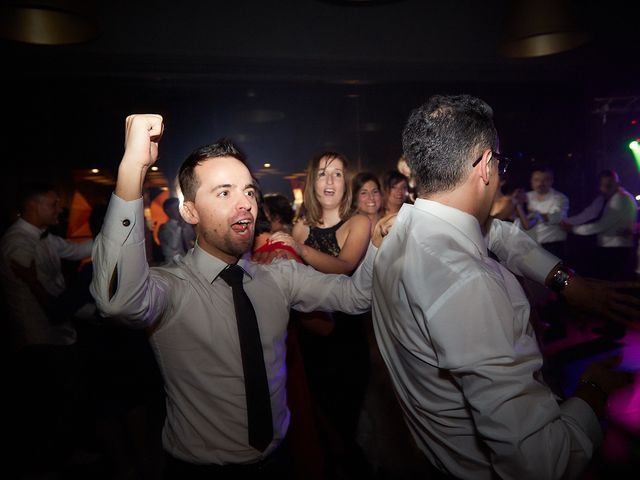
[219,264,273,452]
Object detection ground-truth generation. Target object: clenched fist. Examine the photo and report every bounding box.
[116,114,165,201]
[122,114,165,168]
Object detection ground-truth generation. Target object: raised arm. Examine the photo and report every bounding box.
[90,115,169,328]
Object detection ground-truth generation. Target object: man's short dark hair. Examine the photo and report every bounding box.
[263,193,294,227]
[17,182,56,213]
[178,139,247,202]
[402,94,498,196]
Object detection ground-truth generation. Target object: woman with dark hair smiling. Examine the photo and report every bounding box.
[352,171,383,236]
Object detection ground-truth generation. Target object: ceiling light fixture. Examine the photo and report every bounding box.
[499,0,588,58]
[0,0,99,45]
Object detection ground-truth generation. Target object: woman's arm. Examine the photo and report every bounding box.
[279,215,371,274]
[299,215,371,274]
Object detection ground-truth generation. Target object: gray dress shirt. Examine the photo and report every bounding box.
[90,194,375,465]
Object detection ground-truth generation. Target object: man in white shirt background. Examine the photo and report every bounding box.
[521,165,571,341]
[373,94,632,479]
[0,183,94,473]
[562,169,638,339]
[563,169,637,281]
[526,165,570,259]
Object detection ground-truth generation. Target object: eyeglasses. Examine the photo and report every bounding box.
[472,150,511,177]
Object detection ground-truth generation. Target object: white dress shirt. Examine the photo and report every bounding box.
[526,188,569,244]
[0,218,93,349]
[372,199,601,480]
[90,194,375,465]
[567,189,637,247]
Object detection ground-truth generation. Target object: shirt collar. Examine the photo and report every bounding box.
[191,240,254,284]
[413,198,488,257]
[15,217,47,239]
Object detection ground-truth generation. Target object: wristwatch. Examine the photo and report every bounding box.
[549,265,574,292]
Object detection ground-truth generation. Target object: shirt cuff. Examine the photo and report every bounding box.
[560,396,603,448]
[519,243,561,285]
[102,193,145,246]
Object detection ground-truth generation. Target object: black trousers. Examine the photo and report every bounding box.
[163,439,292,480]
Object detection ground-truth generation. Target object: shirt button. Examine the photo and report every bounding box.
[122,219,131,227]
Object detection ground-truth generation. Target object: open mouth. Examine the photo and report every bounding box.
[323,188,336,196]
[231,218,253,234]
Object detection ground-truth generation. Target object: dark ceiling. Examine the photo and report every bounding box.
[4,0,640,85]
[1,0,639,216]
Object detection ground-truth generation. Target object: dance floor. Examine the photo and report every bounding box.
[542,317,640,479]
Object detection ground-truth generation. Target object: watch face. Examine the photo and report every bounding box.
[554,270,569,286]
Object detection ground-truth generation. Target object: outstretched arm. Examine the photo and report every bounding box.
[486,217,640,325]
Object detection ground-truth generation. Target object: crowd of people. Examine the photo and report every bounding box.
[1,95,639,480]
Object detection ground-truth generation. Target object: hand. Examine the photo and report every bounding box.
[122,114,164,169]
[372,213,397,248]
[580,354,635,397]
[511,188,527,205]
[252,248,298,264]
[562,276,640,328]
[574,354,635,418]
[559,219,573,232]
[117,114,165,200]
[268,232,302,256]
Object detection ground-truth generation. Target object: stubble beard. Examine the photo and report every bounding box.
[200,227,255,259]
